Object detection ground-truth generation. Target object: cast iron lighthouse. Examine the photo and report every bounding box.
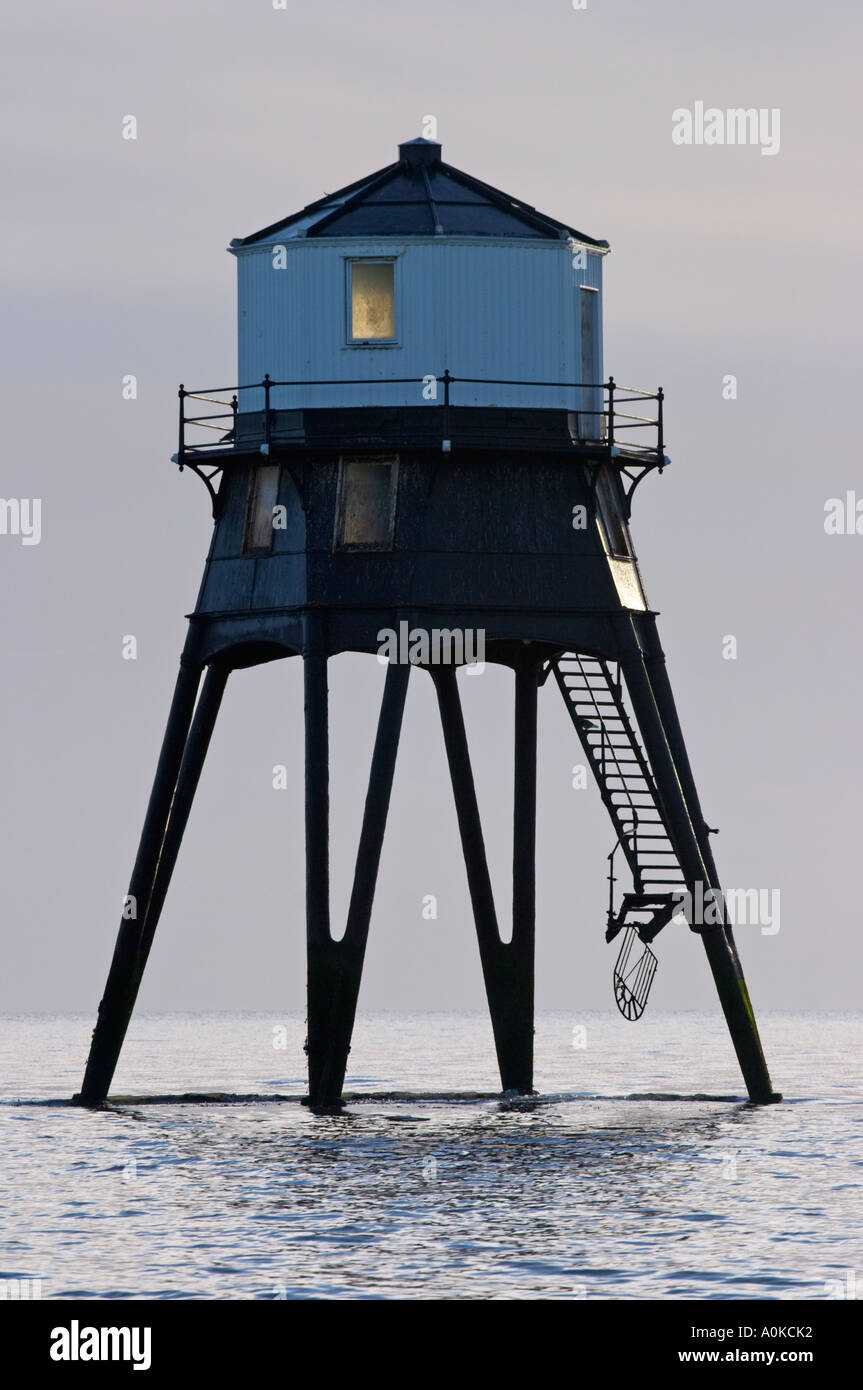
[77,137,779,1108]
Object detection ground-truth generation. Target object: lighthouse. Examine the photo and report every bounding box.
[76,137,779,1108]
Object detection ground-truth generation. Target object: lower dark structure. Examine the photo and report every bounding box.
[76,391,780,1108]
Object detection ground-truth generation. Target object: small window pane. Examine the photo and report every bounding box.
[244,464,280,552]
[351,262,394,340]
[336,457,396,549]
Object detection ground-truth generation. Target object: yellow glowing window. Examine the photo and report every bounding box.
[349,261,395,341]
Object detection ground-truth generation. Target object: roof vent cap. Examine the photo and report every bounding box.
[399,137,442,169]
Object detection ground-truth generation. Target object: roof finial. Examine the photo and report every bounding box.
[399,137,442,168]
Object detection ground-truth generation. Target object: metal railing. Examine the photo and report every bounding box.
[177,372,665,463]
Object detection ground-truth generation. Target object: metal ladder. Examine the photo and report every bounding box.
[553,653,686,950]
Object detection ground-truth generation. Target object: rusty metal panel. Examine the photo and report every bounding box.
[198,557,256,612]
[250,555,307,610]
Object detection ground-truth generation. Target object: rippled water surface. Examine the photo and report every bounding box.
[1,1011,860,1299]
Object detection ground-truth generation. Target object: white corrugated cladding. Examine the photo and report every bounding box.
[232,237,606,413]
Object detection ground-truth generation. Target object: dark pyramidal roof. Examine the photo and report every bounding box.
[231,138,608,247]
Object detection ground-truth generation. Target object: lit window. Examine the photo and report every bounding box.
[334,456,398,550]
[594,465,632,559]
[243,463,281,552]
[349,260,395,342]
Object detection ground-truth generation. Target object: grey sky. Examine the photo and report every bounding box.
[1,0,861,1021]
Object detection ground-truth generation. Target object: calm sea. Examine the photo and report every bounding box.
[1,1011,860,1300]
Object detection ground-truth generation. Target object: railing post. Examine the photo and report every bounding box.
[263,373,272,448]
[442,367,451,444]
[177,384,185,469]
[607,375,615,451]
[231,393,238,440]
[657,386,665,466]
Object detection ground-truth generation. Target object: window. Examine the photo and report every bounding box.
[348,260,396,342]
[243,463,281,553]
[594,464,632,559]
[334,456,398,550]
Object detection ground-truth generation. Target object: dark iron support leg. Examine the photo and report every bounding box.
[303,640,331,1105]
[637,614,719,879]
[511,659,538,1091]
[304,660,410,1108]
[433,665,536,1094]
[619,618,778,1103]
[131,663,229,975]
[77,657,207,1104]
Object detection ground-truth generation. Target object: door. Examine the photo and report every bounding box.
[580,287,602,440]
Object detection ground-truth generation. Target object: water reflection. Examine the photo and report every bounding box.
[1,1012,860,1299]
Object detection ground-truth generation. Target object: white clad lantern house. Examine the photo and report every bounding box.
[77,137,780,1111]
[230,137,606,419]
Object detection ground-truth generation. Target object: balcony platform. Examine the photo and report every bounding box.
[176,373,665,463]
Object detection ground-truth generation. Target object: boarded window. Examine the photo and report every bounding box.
[334,456,398,550]
[243,463,281,552]
[594,464,632,559]
[350,261,395,341]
